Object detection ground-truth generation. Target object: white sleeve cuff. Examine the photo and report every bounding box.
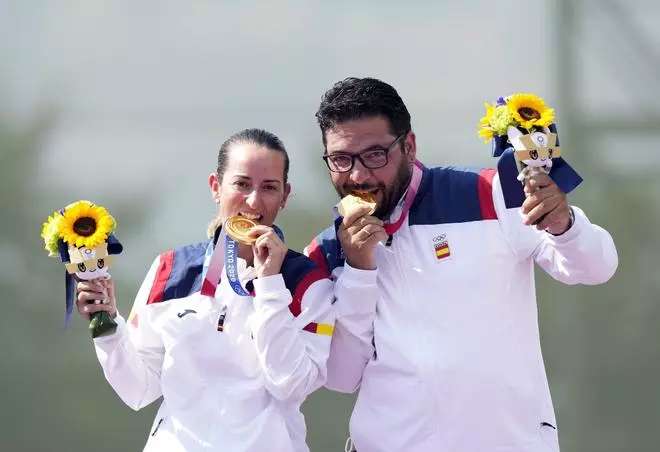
[334,263,378,317]
[339,262,378,287]
[252,274,290,310]
[545,206,587,245]
[92,313,127,346]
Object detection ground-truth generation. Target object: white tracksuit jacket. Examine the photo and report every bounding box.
[306,164,618,452]
[93,238,335,452]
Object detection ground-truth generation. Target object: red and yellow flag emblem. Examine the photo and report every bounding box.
[434,242,450,260]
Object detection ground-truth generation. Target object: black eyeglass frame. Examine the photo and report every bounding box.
[322,131,408,173]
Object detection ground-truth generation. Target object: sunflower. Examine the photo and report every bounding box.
[59,200,116,249]
[41,212,65,257]
[506,93,554,130]
[478,103,518,142]
[478,103,496,142]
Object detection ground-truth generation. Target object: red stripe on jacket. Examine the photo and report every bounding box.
[147,250,175,305]
[289,268,329,317]
[478,168,498,220]
[305,238,330,278]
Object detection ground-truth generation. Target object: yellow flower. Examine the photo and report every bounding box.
[59,201,116,250]
[478,103,496,142]
[478,103,517,142]
[41,212,65,257]
[506,93,554,130]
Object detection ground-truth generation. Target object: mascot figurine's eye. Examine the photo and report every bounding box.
[548,149,553,158]
[97,258,105,269]
[77,262,87,272]
[529,150,538,160]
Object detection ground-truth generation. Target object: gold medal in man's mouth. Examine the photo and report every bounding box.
[337,192,377,217]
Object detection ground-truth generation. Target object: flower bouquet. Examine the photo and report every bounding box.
[41,200,123,338]
[478,93,583,210]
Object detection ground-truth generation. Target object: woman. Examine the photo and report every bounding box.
[76,129,335,452]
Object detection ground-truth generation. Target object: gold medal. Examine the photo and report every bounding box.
[337,192,377,217]
[225,216,259,245]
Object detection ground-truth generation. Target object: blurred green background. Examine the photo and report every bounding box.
[2,0,659,451]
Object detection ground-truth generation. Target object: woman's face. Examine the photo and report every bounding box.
[209,142,290,227]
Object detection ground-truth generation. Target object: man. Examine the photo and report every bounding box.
[304,77,618,451]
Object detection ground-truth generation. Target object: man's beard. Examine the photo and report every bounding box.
[336,160,412,220]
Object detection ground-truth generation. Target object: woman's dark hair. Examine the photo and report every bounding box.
[216,128,289,184]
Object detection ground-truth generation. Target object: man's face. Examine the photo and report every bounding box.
[324,116,416,219]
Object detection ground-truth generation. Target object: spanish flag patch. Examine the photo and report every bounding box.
[432,234,451,261]
[303,322,335,336]
[435,243,450,259]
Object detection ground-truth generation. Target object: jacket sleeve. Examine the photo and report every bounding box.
[93,256,165,410]
[492,172,618,285]
[248,270,336,401]
[324,263,378,393]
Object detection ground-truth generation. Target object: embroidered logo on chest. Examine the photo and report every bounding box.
[432,233,451,261]
[177,309,197,319]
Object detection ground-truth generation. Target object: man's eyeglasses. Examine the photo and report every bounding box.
[322,132,407,173]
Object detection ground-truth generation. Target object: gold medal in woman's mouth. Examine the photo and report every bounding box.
[225,216,259,244]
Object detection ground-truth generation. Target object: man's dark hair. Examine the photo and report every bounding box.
[315,77,412,145]
[216,128,290,183]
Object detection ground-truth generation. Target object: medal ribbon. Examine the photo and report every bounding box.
[200,221,284,297]
[383,160,423,235]
[332,160,424,260]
